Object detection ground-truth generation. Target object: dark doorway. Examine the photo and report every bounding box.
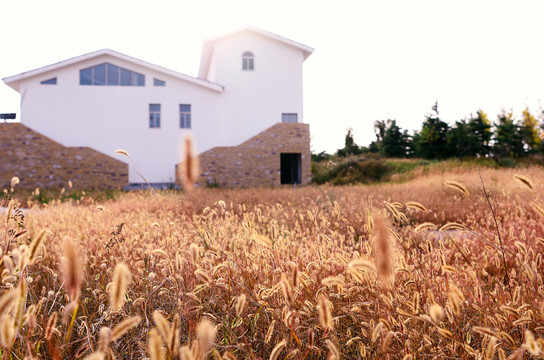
[280,153,302,184]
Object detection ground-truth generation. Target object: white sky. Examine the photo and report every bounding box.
[1,0,544,153]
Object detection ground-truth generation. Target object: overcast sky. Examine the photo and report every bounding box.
[1,0,544,153]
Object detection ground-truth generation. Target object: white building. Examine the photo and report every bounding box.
[3,26,314,187]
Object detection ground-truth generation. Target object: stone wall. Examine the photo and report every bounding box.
[0,123,128,189]
[178,123,311,187]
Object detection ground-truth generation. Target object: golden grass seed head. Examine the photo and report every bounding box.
[62,237,82,302]
[405,201,429,213]
[523,330,540,356]
[179,134,199,190]
[45,312,58,341]
[148,329,165,360]
[111,316,141,342]
[415,222,438,232]
[445,181,470,196]
[235,294,246,317]
[0,313,14,349]
[514,174,533,190]
[0,289,18,321]
[29,229,48,263]
[326,339,340,360]
[197,318,217,354]
[152,311,171,346]
[98,327,112,353]
[429,303,444,323]
[114,149,130,157]
[171,313,180,357]
[10,177,19,189]
[82,352,105,360]
[317,294,333,331]
[109,262,132,311]
[265,320,276,344]
[269,339,287,360]
[484,336,497,360]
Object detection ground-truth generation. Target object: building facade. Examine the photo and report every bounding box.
[2,26,313,188]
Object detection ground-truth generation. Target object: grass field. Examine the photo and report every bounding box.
[2,165,544,359]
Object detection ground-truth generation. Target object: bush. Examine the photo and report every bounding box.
[314,158,391,185]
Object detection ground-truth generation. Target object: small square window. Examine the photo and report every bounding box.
[281,113,298,123]
[154,78,166,86]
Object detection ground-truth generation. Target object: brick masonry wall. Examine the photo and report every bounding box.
[0,123,128,189]
[177,123,311,187]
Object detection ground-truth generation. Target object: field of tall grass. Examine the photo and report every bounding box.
[1,165,544,359]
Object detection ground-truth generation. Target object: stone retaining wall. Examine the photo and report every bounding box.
[0,123,128,189]
[178,123,311,187]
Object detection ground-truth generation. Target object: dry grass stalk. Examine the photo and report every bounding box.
[179,134,199,190]
[513,174,533,190]
[29,229,47,263]
[428,303,444,323]
[63,237,82,301]
[374,213,392,287]
[405,201,429,213]
[82,352,105,360]
[235,294,246,317]
[414,222,438,232]
[317,294,333,331]
[265,320,276,344]
[10,176,19,189]
[170,313,181,357]
[445,180,470,196]
[152,311,171,346]
[109,263,132,311]
[326,339,340,359]
[148,329,165,360]
[111,316,141,342]
[269,339,287,360]
[98,327,111,353]
[196,318,216,357]
[523,330,540,356]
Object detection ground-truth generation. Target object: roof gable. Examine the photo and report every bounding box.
[3,49,223,92]
[198,25,314,80]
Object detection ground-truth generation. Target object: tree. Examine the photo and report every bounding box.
[519,106,540,153]
[381,120,411,158]
[449,109,492,159]
[415,102,451,159]
[336,128,365,157]
[493,110,524,158]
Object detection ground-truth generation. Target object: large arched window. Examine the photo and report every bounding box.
[242,51,254,71]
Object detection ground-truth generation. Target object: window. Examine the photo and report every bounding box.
[154,78,166,86]
[180,104,191,128]
[41,78,57,85]
[149,104,161,128]
[242,51,254,70]
[80,63,145,86]
[282,113,298,123]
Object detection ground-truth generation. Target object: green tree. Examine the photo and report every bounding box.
[381,120,411,158]
[520,106,540,153]
[337,128,365,157]
[493,110,524,158]
[415,102,451,159]
[449,109,492,159]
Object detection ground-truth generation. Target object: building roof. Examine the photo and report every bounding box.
[198,25,314,80]
[2,48,224,92]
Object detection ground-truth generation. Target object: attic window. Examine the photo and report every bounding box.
[80,63,145,86]
[153,78,166,86]
[41,78,57,85]
[242,51,254,71]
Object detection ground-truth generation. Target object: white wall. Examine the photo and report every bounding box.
[208,30,305,146]
[19,54,221,183]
